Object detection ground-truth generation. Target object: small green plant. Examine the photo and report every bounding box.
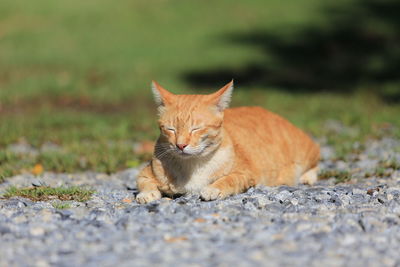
[3,186,94,202]
[364,172,373,178]
[0,151,33,182]
[319,169,351,183]
[374,167,389,178]
[380,160,400,170]
[52,202,71,209]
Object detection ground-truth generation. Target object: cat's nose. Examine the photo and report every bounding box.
[176,144,188,151]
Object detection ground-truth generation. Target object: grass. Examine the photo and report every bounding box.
[0,142,145,181]
[0,0,399,179]
[380,160,400,171]
[364,160,400,178]
[3,186,94,202]
[51,202,71,209]
[319,170,352,184]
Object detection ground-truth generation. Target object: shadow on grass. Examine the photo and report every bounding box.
[183,0,400,101]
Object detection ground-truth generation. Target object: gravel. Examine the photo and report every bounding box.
[1,137,399,266]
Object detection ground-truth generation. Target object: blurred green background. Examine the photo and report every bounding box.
[0,0,399,179]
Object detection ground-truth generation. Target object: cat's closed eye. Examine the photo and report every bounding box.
[190,127,202,133]
[160,125,176,133]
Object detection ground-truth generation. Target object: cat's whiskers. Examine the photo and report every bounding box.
[155,151,173,161]
[154,143,175,160]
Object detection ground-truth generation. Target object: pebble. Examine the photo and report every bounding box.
[0,138,399,266]
[30,227,45,236]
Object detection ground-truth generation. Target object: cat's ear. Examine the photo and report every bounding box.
[151,81,174,107]
[208,80,234,111]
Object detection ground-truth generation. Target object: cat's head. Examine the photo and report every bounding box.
[151,80,233,158]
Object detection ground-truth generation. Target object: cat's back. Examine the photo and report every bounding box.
[224,106,277,126]
[224,106,291,134]
[223,106,319,183]
[223,106,317,151]
[224,106,298,142]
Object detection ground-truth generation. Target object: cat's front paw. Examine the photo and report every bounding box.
[136,190,162,204]
[200,186,224,201]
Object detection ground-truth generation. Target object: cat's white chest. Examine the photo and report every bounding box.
[180,165,215,194]
[164,146,233,195]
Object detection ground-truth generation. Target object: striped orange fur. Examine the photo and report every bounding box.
[136,81,320,203]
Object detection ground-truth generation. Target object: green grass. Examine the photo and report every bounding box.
[380,160,400,171]
[51,202,72,209]
[319,170,352,183]
[364,160,400,178]
[3,186,94,201]
[0,0,399,179]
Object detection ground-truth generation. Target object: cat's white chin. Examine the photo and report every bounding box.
[178,152,197,158]
[175,144,212,158]
[175,150,202,158]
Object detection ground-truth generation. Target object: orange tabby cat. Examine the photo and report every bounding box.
[136,80,320,203]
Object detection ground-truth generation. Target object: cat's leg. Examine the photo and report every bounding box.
[136,164,162,204]
[200,171,255,201]
[299,166,318,185]
[269,163,311,186]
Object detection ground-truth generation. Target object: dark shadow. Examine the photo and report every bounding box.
[183,0,400,98]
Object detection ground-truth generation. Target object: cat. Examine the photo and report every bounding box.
[136,80,320,203]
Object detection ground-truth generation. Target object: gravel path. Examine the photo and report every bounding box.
[1,138,399,267]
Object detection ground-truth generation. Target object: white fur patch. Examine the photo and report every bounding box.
[151,81,163,106]
[217,83,233,111]
[299,167,318,185]
[182,146,233,193]
[157,146,233,195]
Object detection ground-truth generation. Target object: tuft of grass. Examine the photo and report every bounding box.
[380,160,400,171]
[0,150,27,182]
[372,160,400,178]
[3,186,94,202]
[51,202,71,209]
[374,167,386,178]
[319,169,352,184]
[374,167,394,178]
